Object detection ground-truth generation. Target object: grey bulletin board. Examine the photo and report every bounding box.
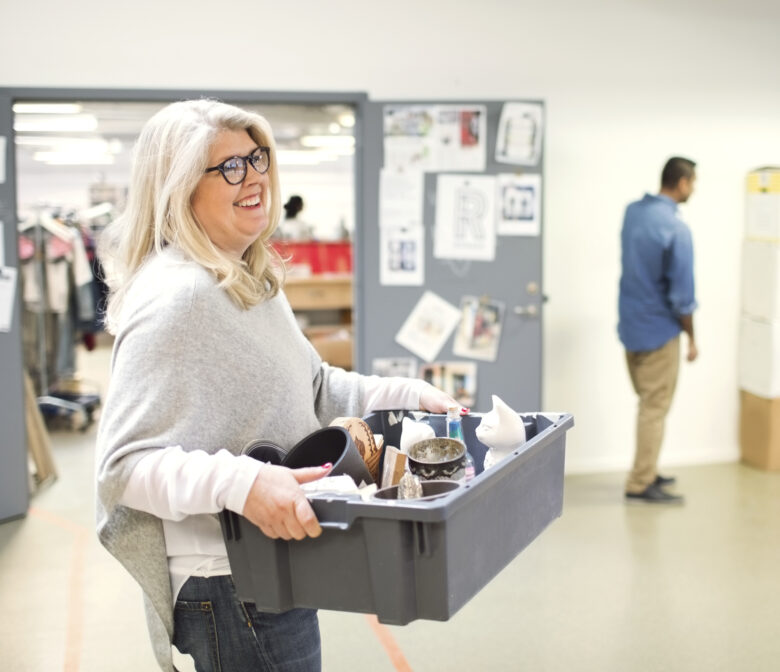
[355,99,545,414]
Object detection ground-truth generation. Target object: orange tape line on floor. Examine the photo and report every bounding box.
[29,507,87,672]
[365,615,414,672]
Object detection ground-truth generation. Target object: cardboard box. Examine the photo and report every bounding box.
[741,239,780,320]
[739,390,780,470]
[746,168,780,241]
[305,326,353,369]
[738,316,780,397]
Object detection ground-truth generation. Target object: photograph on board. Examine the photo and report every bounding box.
[453,295,505,362]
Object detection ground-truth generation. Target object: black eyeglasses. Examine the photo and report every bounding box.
[205,146,271,185]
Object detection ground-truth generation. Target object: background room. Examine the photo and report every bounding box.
[1,1,779,671]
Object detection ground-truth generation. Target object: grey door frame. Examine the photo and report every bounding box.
[0,86,369,522]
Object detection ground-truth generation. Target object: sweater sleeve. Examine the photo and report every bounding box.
[362,375,429,411]
[96,268,199,515]
[119,447,262,520]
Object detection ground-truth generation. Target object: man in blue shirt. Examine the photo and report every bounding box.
[618,157,698,504]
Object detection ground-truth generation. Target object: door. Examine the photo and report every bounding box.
[354,99,544,412]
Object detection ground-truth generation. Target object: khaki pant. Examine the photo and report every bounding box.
[625,336,680,493]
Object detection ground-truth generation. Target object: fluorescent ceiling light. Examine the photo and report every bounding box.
[14,114,98,133]
[33,150,115,165]
[19,137,121,152]
[13,103,83,114]
[300,135,355,150]
[338,112,356,128]
[277,149,339,166]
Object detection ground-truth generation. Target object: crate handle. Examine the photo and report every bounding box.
[310,496,353,531]
[318,521,350,531]
[415,522,433,557]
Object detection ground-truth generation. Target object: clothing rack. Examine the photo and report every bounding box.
[19,207,100,430]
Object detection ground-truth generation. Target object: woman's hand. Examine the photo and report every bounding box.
[242,463,332,540]
[419,384,461,414]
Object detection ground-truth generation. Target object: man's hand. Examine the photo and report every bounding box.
[242,463,332,540]
[687,340,698,362]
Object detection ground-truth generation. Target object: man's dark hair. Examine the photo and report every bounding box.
[661,157,696,189]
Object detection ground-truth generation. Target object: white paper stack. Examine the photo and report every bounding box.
[739,168,780,398]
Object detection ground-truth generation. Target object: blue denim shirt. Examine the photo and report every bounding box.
[618,194,697,352]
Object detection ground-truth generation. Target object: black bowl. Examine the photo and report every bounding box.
[407,437,466,481]
[373,479,461,501]
[282,426,374,486]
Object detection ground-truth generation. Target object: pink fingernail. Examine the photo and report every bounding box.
[321,462,333,469]
[461,407,470,414]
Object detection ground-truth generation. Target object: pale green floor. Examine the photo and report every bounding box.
[2,347,779,671]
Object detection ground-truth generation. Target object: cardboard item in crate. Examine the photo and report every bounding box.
[329,416,382,482]
[739,390,780,470]
[220,410,573,625]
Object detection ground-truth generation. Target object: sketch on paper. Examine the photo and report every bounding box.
[383,106,437,172]
[497,173,542,236]
[453,295,505,362]
[382,105,487,172]
[434,174,496,261]
[395,291,462,363]
[495,102,543,166]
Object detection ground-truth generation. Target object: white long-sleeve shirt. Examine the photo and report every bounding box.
[119,374,428,601]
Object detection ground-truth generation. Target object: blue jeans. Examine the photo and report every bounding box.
[173,575,321,672]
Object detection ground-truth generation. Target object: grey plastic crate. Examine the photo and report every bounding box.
[220,411,573,625]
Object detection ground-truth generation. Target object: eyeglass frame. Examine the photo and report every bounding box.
[204,146,271,185]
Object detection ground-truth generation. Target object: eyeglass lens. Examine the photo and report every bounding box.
[222,148,269,184]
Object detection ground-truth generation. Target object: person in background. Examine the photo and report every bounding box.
[95,99,457,672]
[618,156,698,504]
[277,194,313,240]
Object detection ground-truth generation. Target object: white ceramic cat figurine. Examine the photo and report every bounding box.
[476,395,526,469]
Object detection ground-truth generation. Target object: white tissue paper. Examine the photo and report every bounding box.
[300,474,360,496]
[476,394,527,469]
[399,416,436,454]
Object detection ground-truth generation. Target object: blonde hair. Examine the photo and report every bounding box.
[100,99,284,333]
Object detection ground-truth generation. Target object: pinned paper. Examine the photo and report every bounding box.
[434,174,496,261]
[380,226,424,286]
[497,173,541,236]
[395,290,461,362]
[0,137,6,183]
[372,357,418,378]
[0,265,18,332]
[453,295,505,362]
[495,102,543,166]
[419,360,477,408]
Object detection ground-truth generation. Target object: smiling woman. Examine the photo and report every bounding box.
[93,98,457,672]
[193,133,272,259]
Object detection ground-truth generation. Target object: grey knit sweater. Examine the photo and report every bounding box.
[96,248,365,671]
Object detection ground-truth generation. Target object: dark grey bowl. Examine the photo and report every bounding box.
[373,479,461,501]
[408,437,466,481]
[282,426,374,486]
[242,440,285,465]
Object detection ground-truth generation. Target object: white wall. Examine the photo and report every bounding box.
[3,0,780,473]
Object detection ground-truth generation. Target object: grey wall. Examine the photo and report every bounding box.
[0,90,29,521]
